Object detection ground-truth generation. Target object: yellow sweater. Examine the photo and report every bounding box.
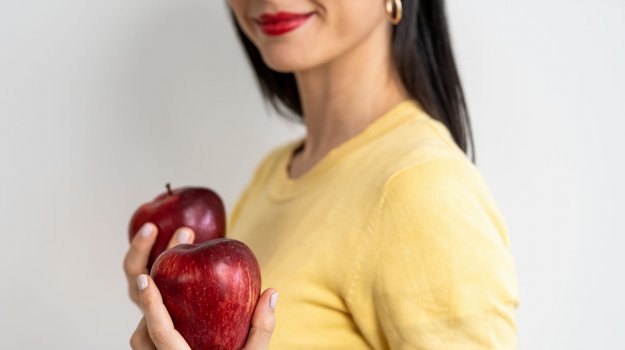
[227,100,520,349]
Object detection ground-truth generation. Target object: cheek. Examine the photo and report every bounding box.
[299,2,385,69]
[331,2,386,39]
[228,0,257,44]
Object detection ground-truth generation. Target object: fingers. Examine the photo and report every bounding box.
[166,227,195,250]
[124,223,157,276]
[124,223,158,304]
[129,317,157,350]
[124,224,194,306]
[137,274,191,350]
[243,288,278,350]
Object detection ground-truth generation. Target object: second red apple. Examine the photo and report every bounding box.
[128,184,226,269]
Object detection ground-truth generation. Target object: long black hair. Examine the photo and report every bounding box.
[229,0,475,162]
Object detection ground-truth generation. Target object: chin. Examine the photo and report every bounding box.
[259,45,326,73]
[262,56,310,73]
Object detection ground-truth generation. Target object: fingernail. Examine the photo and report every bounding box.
[139,223,154,238]
[137,274,148,290]
[269,292,278,310]
[177,228,191,243]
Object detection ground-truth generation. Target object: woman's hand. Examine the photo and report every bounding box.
[130,274,278,350]
[123,223,195,306]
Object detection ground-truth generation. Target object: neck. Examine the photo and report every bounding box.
[293,23,409,161]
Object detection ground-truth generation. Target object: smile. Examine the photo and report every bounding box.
[255,12,315,36]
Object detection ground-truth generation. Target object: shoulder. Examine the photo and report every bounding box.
[374,155,512,253]
[350,105,472,189]
[365,108,496,216]
[384,156,488,206]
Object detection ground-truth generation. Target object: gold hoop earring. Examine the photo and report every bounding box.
[385,0,403,25]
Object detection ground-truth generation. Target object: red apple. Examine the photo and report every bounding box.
[151,238,261,350]
[128,183,226,269]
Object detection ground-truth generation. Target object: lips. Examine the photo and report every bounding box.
[255,12,314,36]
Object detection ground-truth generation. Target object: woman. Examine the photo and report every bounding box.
[124,0,520,348]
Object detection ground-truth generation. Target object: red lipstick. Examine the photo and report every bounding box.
[255,12,314,36]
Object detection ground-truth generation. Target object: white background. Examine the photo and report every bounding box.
[0,1,623,349]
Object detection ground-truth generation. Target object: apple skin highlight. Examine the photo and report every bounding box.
[151,238,262,350]
[128,185,226,269]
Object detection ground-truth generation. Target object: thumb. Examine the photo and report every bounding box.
[243,288,278,350]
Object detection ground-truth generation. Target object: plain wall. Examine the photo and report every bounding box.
[0,1,623,348]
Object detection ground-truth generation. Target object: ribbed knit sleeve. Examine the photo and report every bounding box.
[346,157,520,349]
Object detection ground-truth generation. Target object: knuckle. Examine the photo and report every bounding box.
[122,257,133,274]
[150,327,170,345]
[260,316,276,334]
[128,287,139,305]
[129,331,142,349]
[249,318,275,340]
[141,292,154,306]
[123,251,146,277]
[123,250,139,271]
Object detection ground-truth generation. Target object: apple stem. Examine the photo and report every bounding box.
[166,183,173,196]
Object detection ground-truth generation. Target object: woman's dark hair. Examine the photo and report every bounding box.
[230,0,475,162]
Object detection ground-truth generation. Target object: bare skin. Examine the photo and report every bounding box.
[288,18,409,178]
[228,0,410,179]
